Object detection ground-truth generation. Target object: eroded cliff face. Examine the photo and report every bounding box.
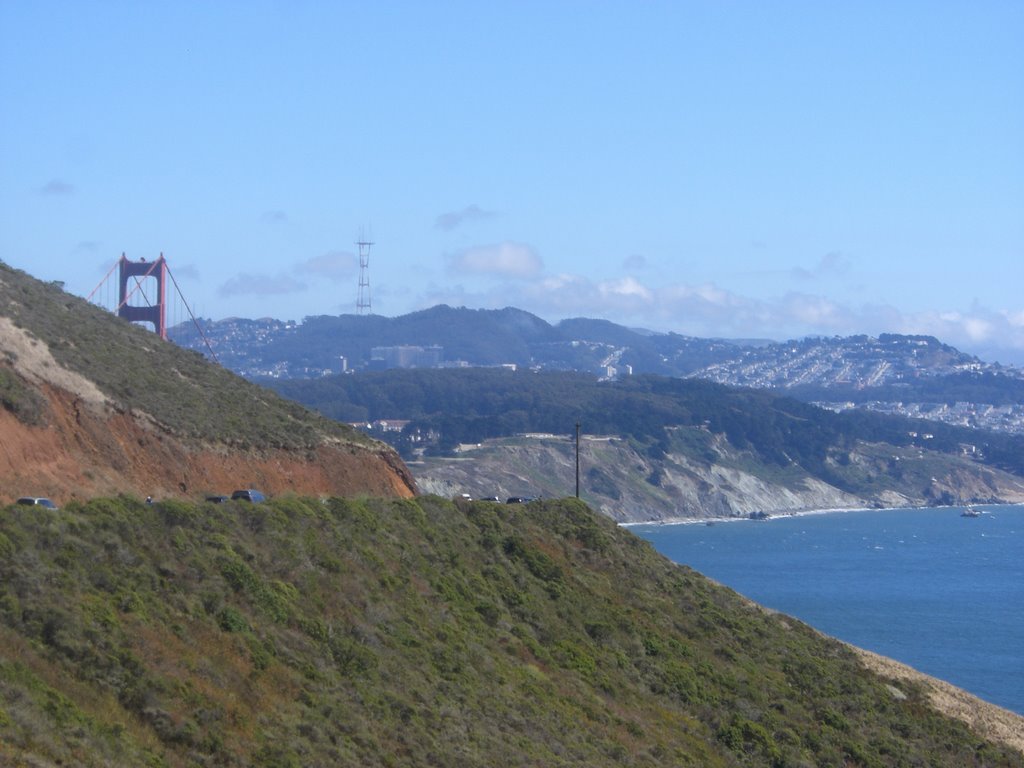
[413,434,1024,523]
[0,379,416,505]
[414,437,861,522]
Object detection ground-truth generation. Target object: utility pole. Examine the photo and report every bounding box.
[575,421,581,498]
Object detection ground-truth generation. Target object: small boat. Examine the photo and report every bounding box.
[961,506,981,517]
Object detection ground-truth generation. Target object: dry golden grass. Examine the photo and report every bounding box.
[855,647,1024,756]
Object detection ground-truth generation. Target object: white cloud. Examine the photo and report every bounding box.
[691,284,732,305]
[655,284,759,329]
[294,251,357,282]
[219,273,306,297]
[962,317,994,340]
[896,308,1024,352]
[778,293,852,327]
[524,275,654,314]
[599,276,653,301]
[448,242,542,278]
[435,204,497,231]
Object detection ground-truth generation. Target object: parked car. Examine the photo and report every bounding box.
[231,489,266,502]
[16,496,58,510]
[505,496,533,504]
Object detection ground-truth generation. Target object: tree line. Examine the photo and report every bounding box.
[269,368,1024,478]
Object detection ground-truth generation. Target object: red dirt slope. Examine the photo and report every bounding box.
[0,380,416,505]
[0,380,416,506]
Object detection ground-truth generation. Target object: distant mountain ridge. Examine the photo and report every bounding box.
[172,305,1024,435]
[170,305,750,378]
[171,304,1010,385]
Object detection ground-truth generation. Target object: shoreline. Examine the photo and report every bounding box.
[617,501,1010,528]
[619,504,883,528]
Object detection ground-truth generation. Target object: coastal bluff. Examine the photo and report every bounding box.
[414,432,1024,523]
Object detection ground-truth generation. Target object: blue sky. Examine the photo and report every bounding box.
[2,1,1022,362]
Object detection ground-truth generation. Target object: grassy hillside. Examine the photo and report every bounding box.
[1,495,1020,767]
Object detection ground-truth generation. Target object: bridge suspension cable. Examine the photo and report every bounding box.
[87,253,220,364]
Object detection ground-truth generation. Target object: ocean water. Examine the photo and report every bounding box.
[630,505,1024,715]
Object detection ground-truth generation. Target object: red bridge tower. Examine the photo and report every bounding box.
[118,253,167,339]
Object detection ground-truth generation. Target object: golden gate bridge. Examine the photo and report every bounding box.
[87,253,218,361]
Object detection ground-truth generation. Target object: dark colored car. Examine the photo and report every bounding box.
[16,496,58,510]
[231,489,266,502]
[205,495,230,504]
[505,496,533,504]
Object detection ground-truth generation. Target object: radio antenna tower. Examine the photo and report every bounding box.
[356,230,373,315]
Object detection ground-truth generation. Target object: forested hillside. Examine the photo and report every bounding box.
[270,368,1024,480]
